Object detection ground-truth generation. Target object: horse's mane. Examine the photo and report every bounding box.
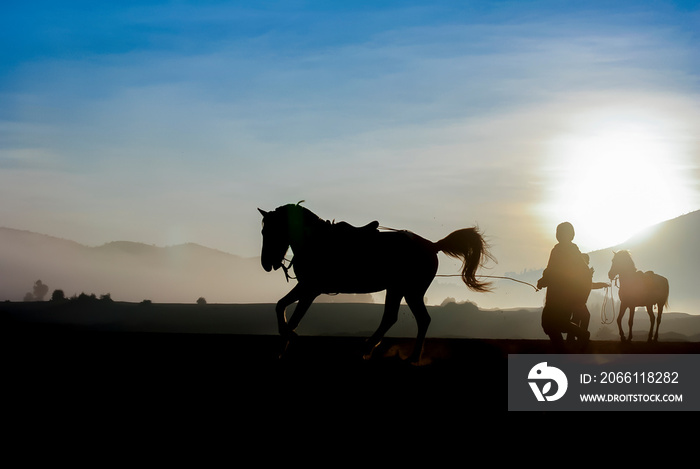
[613,250,636,270]
[276,201,319,219]
[272,202,326,232]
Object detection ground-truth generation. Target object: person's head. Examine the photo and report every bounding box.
[556,222,575,243]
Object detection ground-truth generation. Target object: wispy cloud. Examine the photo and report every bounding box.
[1,1,699,273]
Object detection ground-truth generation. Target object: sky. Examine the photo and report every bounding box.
[2,0,700,279]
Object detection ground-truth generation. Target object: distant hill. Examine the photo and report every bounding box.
[0,227,369,305]
[421,210,700,314]
[0,228,286,304]
[1,209,698,313]
[586,210,700,315]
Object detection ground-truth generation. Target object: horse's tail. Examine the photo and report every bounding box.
[435,227,494,292]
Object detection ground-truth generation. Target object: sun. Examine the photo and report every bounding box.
[538,105,697,252]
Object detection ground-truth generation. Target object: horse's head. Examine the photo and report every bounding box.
[608,250,635,280]
[258,207,291,272]
[258,202,315,272]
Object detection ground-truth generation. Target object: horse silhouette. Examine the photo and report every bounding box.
[607,250,669,342]
[258,202,493,363]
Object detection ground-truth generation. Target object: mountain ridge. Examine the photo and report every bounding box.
[0,226,366,304]
[1,209,698,312]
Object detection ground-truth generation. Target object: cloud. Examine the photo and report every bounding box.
[2,2,699,271]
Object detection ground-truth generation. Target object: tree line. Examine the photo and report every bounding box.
[22,279,208,305]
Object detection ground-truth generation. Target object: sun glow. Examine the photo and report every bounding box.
[539,106,697,252]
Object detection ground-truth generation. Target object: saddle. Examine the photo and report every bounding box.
[642,270,657,284]
[327,220,379,236]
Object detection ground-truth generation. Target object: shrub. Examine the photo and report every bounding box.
[51,289,66,302]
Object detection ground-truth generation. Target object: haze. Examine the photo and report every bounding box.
[2,209,699,314]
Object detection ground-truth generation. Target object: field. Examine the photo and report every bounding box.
[4,300,699,423]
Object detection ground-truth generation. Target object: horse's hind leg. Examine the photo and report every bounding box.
[363,289,402,360]
[405,293,431,364]
[645,305,655,342]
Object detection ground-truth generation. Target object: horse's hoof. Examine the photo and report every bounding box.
[406,349,424,365]
[362,339,380,360]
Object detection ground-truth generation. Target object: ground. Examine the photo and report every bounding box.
[5,318,698,426]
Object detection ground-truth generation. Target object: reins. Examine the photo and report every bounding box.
[281,257,295,282]
[436,273,540,291]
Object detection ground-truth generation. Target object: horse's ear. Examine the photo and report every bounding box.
[258,208,268,217]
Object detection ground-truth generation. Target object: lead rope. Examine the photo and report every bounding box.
[600,277,618,325]
[279,259,538,291]
[380,225,540,292]
[278,239,616,321]
[436,273,540,291]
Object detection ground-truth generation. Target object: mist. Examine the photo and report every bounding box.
[2,209,699,314]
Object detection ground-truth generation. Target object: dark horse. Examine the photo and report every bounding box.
[259,202,493,363]
[608,250,669,342]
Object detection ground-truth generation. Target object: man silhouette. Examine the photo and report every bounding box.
[537,222,591,349]
[567,253,609,342]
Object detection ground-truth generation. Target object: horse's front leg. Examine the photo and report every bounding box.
[287,292,318,332]
[275,285,302,358]
[645,305,655,342]
[627,308,635,342]
[276,285,302,334]
[617,304,627,341]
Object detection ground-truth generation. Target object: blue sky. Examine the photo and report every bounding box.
[2,1,699,280]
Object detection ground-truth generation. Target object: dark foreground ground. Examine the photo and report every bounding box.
[5,319,700,427]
